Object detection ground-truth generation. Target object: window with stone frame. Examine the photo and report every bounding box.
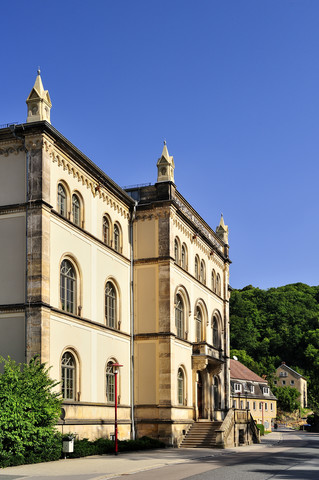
[195,256,199,280]
[105,281,117,328]
[212,316,219,348]
[60,259,77,314]
[200,260,206,284]
[175,294,185,339]
[72,193,81,226]
[177,368,185,405]
[106,362,115,403]
[195,306,202,342]
[103,216,110,245]
[58,183,67,217]
[181,244,187,270]
[113,223,120,252]
[61,351,76,400]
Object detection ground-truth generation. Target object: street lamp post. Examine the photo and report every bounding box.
[112,363,123,455]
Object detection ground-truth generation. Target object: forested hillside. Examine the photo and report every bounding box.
[230,283,319,410]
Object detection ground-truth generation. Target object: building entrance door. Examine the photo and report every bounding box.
[197,371,203,419]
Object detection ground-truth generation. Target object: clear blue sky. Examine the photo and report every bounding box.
[2,1,319,290]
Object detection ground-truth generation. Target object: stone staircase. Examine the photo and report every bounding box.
[180,421,223,448]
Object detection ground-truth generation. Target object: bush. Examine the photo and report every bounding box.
[257,424,265,436]
[66,436,165,459]
[0,356,62,468]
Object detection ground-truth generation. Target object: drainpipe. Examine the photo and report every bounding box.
[130,201,137,439]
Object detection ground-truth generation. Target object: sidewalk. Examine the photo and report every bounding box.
[0,431,284,480]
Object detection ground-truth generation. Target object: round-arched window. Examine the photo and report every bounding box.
[60,259,77,314]
[61,351,76,400]
[105,282,117,328]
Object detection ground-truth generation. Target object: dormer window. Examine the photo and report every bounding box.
[263,387,269,395]
[234,383,242,393]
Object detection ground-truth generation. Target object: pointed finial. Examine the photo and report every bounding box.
[164,140,166,146]
[37,66,41,75]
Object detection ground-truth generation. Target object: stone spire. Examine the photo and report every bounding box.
[216,214,229,244]
[156,141,175,183]
[26,69,52,123]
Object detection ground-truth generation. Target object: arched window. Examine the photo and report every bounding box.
[213,376,220,409]
[113,224,120,252]
[61,351,76,400]
[212,316,219,348]
[60,259,76,314]
[177,368,185,405]
[195,256,199,280]
[58,183,67,217]
[105,281,116,328]
[103,216,110,245]
[200,260,206,284]
[195,307,202,342]
[72,194,81,226]
[181,244,187,270]
[106,362,115,403]
[212,270,216,293]
[216,274,221,296]
[175,294,184,339]
[174,238,180,264]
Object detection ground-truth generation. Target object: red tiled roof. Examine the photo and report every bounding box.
[230,359,265,382]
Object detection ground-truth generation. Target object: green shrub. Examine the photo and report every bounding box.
[0,356,62,468]
[66,436,165,459]
[257,424,265,436]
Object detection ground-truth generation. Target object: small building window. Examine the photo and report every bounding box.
[181,244,187,269]
[195,307,202,342]
[240,400,244,409]
[263,387,270,395]
[113,224,120,252]
[195,256,199,280]
[177,368,185,405]
[290,380,295,385]
[216,274,221,296]
[103,216,110,245]
[247,401,250,410]
[175,294,184,339]
[259,402,263,410]
[270,402,273,411]
[58,183,67,217]
[72,194,81,226]
[106,362,115,403]
[200,260,206,284]
[233,399,237,408]
[212,316,219,348]
[282,380,286,385]
[105,282,117,328]
[250,385,255,394]
[60,259,77,314]
[234,383,242,393]
[174,238,180,264]
[265,403,268,411]
[212,270,216,293]
[61,351,76,400]
[253,401,256,410]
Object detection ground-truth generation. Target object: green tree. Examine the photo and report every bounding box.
[0,356,62,467]
[272,386,300,413]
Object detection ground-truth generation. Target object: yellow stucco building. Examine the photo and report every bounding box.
[0,73,258,447]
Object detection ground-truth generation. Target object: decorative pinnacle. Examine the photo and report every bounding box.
[37,67,41,75]
[163,140,166,146]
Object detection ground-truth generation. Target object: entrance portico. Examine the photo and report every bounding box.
[192,343,224,421]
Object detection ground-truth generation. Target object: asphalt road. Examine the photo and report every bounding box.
[0,428,318,480]
[113,429,319,480]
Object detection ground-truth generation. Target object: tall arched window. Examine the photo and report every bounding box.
[105,281,116,328]
[195,307,202,342]
[113,224,120,252]
[61,351,76,400]
[174,238,180,264]
[181,244,187,270]
[103,216,110,245]
[106,362,115,403]
[200,260,206,284]
[213,376,220,409]
[212,270,216,293]
[58,183,67,217]
[212,316,219,348]
[72,194,81,226]
[60,259,76,314]
[195,256,199,280]
[177,368,185,405]
[175,294,184,339]
[216,274,221,296]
